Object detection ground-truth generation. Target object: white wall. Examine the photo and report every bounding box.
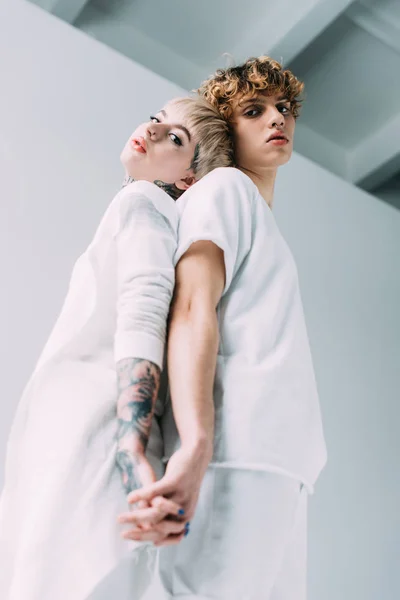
[0,2,399,600]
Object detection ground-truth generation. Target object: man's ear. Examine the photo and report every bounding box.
[174,175,197,191]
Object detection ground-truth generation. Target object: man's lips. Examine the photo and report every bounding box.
[131,137,147,153]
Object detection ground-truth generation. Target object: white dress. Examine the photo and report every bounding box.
[0,180,178,600]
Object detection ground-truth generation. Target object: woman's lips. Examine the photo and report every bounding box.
[131,137,147,153]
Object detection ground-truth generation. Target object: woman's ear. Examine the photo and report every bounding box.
[174,175,197,191]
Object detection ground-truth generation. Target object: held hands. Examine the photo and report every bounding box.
[117,444,212,547]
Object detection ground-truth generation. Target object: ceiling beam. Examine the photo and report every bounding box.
[30,0,91,24]
[294,122,349,180]
[346,1,400,54]
[233,0,356,65]
[348,112,400,190]
[75,4,204,91]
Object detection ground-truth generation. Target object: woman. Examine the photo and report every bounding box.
[0,97,233,600]
[121,56,328,600]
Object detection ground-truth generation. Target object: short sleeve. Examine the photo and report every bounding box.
[175,167,254,295]
[114,191,177,369]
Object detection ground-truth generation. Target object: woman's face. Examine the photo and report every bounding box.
[120,102,199,192]
[231,92,296,172]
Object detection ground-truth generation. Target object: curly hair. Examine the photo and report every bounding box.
[197,55,305,122]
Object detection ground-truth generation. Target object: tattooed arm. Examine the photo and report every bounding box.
[114,188,177,494]
[115,358,160,494]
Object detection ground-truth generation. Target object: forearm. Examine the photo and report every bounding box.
[167,303,218,458]
[115,357,160,494]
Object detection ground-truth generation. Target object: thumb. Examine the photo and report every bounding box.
[127,478,171,505]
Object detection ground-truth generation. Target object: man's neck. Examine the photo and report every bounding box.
[239,166,277,209]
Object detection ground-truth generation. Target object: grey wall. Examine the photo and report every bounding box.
[1,1,399,599]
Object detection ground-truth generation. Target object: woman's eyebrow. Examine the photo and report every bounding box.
[159,109,191,141]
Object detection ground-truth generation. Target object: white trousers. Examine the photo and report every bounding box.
[89,463,308,600]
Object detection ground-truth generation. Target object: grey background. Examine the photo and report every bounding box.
[1,1,399,598]
[30,0,400,210]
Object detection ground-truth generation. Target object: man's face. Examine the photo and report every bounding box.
[120,101,198,191]
[230,91,296,172]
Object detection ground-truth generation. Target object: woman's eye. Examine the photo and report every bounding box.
[169,133,183,147]
[279,105,291,114]
[149,115,160,123]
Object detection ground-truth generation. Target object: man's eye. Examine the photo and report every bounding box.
[169,133,183,146]
[149,115,160,123]
[244,108,260,118]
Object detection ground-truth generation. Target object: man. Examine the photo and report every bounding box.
[121,55,327,600]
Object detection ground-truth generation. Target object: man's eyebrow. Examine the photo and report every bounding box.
[240,94,290,107]
[159,109,191,141]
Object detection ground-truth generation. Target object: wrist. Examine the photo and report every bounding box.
[181,433,214,462]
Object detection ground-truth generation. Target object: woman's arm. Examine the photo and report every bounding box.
[114,193,176,494]
[116,357,160,494]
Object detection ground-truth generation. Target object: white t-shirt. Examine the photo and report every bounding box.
[162,167,327,494]
[32,180,178,377]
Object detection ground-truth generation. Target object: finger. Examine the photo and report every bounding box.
[150,496,186,518]
[127,480,171,505]
[152,519,187,536]
[118,505,165,527]
[154,531,187,547]
[121,528,167,543]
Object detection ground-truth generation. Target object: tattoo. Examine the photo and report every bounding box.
[153,180,183,201]
[122,174,135,188]
[189,143,200,173]
[116,449,142,494]
[115,358,161,493]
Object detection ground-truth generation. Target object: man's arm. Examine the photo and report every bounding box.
[167,239,226,460]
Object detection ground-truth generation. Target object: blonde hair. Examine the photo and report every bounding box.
[197,55,305,122]
[167,96,234,178]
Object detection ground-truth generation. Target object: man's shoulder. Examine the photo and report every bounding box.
[198,167,256,193]
[178,168,256,215]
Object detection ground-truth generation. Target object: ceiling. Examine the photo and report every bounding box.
[29,0,400,210]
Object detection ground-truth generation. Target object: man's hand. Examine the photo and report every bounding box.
[118,443,212,546]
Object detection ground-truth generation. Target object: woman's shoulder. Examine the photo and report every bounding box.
[117,180,178,233]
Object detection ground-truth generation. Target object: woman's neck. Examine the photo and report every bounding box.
[122,174,135,188]
[239,166,277,209]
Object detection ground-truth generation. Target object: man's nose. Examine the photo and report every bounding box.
[267,108,284,128]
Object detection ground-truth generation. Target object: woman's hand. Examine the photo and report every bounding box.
[116,448,188,543]
[119,443,212,546]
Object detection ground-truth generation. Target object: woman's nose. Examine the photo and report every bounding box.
[146,124,157,140]
[146,123,168,142]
